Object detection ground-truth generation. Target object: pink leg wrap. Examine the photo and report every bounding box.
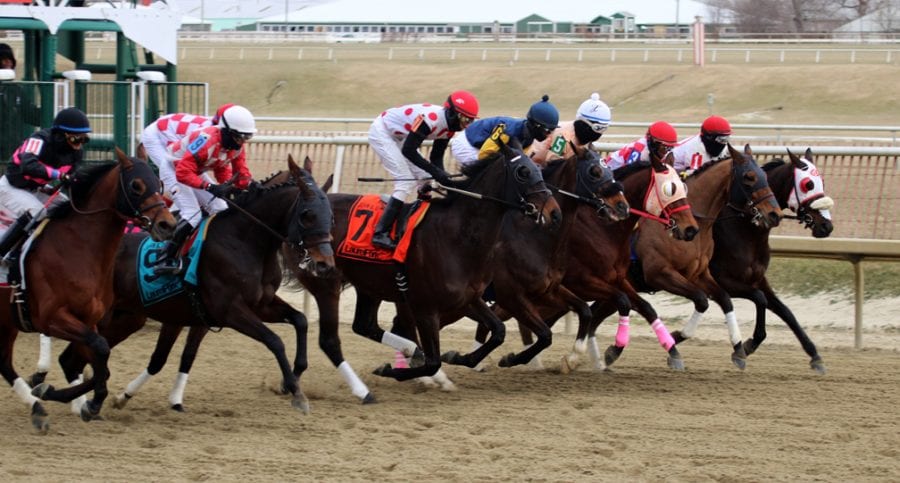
[393,350,409,369]
[615,316,630,348]
[652,319,676,351]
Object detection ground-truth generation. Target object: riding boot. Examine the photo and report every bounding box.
[153,219,194,275]
[372,197,403,250]
[0,212,34,260]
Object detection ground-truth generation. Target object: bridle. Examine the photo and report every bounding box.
[629,166,691,233]
[69,161,167,230]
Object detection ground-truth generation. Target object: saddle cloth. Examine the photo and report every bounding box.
[136,217,211,306]
[337,195,429,264]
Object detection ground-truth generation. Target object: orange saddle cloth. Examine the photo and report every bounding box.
[337,195,430,264]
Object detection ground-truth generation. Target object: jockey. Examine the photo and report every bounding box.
[605,121,678,170]
[0,107,91,258]
[671,115,733,174]
[141,103,234,177]
[450,94,559,165]
[153,104,256,275]
[369,90,479,250]
[531,92,611,165]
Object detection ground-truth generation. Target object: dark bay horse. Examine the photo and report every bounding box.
[462,146,630,369]
[632,144,783,370]
[297,143,562,387]
[53,155,336,414]
[710,148,833,374]
[521,150,700,372]
[0,149,175,432]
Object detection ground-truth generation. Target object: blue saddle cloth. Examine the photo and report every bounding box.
[136,217,211,306]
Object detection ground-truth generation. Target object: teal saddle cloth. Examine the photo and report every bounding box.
[136,217,211,306]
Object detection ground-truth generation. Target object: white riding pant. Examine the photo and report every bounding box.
[368,120,430,202]
[0,176,55,218]
[141,123,171,176]
[157,155,226,229]
[449,130,481,166]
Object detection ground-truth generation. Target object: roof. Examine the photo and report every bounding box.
[255,0,712,25]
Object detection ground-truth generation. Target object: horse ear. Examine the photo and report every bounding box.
[805,147,814,162]
[114,146,134,169]
[303,156,313,174]
[787,148,804,168]
[322,174,334,193]
[743,143,753,155]
[136,143,148,161]
[287,153,296,167]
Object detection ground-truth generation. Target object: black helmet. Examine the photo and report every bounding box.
[0,43,15,69]
[52,107,92,133]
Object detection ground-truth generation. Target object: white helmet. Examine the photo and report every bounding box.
[576,93,611,134]
[221,105,257,135]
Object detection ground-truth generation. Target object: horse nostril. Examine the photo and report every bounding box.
[684,226,698,241]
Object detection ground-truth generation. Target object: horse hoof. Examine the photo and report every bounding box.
[498,353,515,368]
[31,403,49,434]
[810,357,827,375]
[291,395,310,414]
[112,393,131,410]
[731,347,748,371]
[604,345,623,366]
[27,371,47,388]
[440,350,461,364]
[361,393,377,404]
[671,330,687,344]
[80,403,102,422]
[667,356,686,371]
[560,354,575,374]
[410,349,426,368]
[31,383,53,400]
[742,338,758,356]
[372,363,392,377]
[171,404,185,412]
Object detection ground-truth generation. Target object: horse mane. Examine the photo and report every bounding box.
[762,159,786,172]
[47,161,118,220]
[612,160,651,180]
[687,156,729,177]
[541,158,567,178]
[224,176,298,213]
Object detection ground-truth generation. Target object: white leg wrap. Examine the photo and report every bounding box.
[12,378,38,406]
[338,361,370,400]
[168,372,189,407]
[124,369,153,397]
[587,336,603,365]
[573,337,587,354]
[429,369,457,391]
[380,331,419,356]
[37,334,52,373]
[725,311,743,346]
[70,375,86,416]
[682,310,704,338]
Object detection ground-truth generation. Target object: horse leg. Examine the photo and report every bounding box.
[35,330,111,422]
[255,295,309,380]
[113,324,190,411]
[27,334,52,387]
[0,324,49,433]
[627,288,684,371]
[374,315,443,381]
[698,274,747,370]
[441,299,506,368]
[760,280,825,374]
[307,280,374,404]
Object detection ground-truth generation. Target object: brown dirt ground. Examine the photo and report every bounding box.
[0,288,898,482]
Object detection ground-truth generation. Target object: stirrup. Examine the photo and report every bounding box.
[153,258,184,276]
[371,233,396,250]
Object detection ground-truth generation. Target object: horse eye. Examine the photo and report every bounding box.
[801,179,814,192]
[515,166,531,182]
[130,179,146,194]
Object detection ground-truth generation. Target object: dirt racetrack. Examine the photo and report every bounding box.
[0,289,898,482]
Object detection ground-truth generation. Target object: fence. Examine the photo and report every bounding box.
[0,80,64,162]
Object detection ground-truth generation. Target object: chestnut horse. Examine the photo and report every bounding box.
[521,150,701,372]
[631,144,783,370]
[298,142,561,387]
[0,149,175,432]
[52,156,336,413]
[710,148,833,374]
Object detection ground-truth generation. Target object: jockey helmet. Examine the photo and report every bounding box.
[52,107,92,133]
[646,121,678,146]
[701,115,732,136]
[526,95,560,132]
[221,105,257,135]
[212,103,235,125]
[445,90,479,119]
[576,93,611,134]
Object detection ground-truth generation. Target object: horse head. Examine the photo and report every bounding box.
[286,154,336,277]
[113,147,177,241]
[499,139,561,228]
[787,148,833,238]
[571,143,629,222]
[727,144,782,229]
[645,150,699,241]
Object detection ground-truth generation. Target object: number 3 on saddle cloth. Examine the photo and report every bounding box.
[338,195,430,264]
[136,217,211,306]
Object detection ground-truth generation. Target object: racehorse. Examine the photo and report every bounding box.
[633,144,783,369]
[297,142,562,385]
[520,149,700,372]
[710,148,833,374]
[0,148,175,432]
[52,155,337,414]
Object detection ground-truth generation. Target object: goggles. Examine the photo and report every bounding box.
[231,131,254,142]
[588,121,609,134]
[457,113,475,127]
[713,134,731,144]
[65,134,90,146]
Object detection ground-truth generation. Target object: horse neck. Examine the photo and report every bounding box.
[545,157,581,241]
[767,162,794,210]
[218,187,296,251]
[621,167,654,231]
[686,160,732,227]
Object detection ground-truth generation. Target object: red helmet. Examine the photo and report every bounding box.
[647,121,678,146]
[445,90,479,119]
[701,115,732,135]
[212,103,235,125]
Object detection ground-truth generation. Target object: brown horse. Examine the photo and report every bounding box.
[52,156,336,413]
[519,149,700,372]
[297,142,561,387]
[629,144,783,370]
[710,148,833,374]
[0,149,175,432]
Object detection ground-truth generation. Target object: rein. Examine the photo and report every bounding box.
[217,194,292,245]
[547,184,606,211]
[68,166,165,229]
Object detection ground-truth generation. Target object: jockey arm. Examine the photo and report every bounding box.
[401,120,450,181]
[216,150,252,189]
[174,151,209,190]
[477,122,509,161]
[10,136,71,186]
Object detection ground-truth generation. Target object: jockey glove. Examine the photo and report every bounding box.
[205,183,233,198]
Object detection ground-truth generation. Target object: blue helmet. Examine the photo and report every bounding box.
[526,95,559,131]
[52,107,92,133]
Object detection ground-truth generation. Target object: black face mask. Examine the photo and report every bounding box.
[445,108,462,131]
[526,119,550,142]
[574,120,601,144]
[221,128,241,150]
[701,133,727,157]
